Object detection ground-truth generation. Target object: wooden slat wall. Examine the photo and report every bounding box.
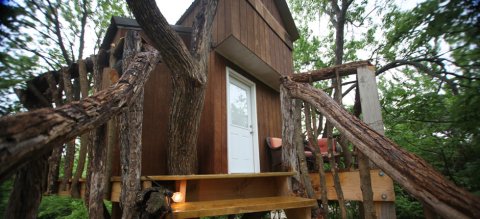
[179,0,294,77]
[111,0,291,175]
[135,51,282,175]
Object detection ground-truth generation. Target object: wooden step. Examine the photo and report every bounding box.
[171,196,316,218]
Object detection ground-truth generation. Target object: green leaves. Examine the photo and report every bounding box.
[0,0,131,115]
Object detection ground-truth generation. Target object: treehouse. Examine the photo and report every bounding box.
[103,0,298,176]
[91,1,396,218]
[8,0,479,219]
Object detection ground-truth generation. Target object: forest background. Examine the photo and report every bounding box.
[0,0,478,218]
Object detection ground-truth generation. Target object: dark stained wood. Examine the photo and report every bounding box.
[239,0,248,43]
[261,0,285,27]
[140,64,171,175]
[217,0,225,44]
[106,0,287,176]
[231,0,240,39]
[247,0,292,49]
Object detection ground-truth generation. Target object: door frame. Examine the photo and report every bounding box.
[226,67,260,173]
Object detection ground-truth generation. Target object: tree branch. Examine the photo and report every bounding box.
[126,0,199,84]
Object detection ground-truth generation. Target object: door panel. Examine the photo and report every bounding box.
[227,69,259,173]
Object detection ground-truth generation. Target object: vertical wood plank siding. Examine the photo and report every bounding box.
[110,0,294,175]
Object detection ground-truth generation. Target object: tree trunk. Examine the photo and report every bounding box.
[4,154,49,219]
[60,67,76,191]
[280,85,303,196]
[325,69,347,219]
[281,78,480,219]
[305,103,327,218]
[5,88,51,218]
[127,0,218,174]
[71,59,90,198]
[0,48,160,181]
[45,71,63,194]
[119,30,144,219]
[87,49,109,217]
[354,82,377,219]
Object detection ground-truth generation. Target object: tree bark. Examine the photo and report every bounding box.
[119,30,144,219]
[71,59,90,198]
[305,103,328,218]
[4,154,49,219]
[281,78,480,219]
[86,49,109,217]
[0,48,160,181]
[45,71,63,194]
[60,67,76,191]
[5,89,51,218]
[280,85,303,196]
[291,61,370,83]
[354,82,377,219]
[127,0,218,174]
[326,69,347,219]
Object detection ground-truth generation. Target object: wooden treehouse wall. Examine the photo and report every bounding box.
[179,0,294,77]
[111,0,294,175]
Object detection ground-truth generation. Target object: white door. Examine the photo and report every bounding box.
[227,68,260,173]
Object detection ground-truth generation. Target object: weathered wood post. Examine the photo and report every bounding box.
[356,65,396,218]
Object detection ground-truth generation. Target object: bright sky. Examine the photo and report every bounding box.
[155,0,195,24]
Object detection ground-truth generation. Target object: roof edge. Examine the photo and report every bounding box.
[100,16,192,50]
[275,0,299,41]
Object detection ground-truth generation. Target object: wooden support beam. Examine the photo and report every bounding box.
[175,180,187,203]
[171,196,315,219]
[291,60,371,83]
[357,65,396,218]
[309,170,394,201]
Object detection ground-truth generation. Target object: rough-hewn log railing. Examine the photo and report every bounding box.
[0,47,160,181]
[280,76,480,219]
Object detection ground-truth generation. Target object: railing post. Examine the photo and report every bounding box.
[357,65,396,218]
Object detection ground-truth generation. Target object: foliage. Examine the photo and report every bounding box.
[0,178,13,216]
[37,196,88,219]
[0,0,131,115]
[289,0,480,217]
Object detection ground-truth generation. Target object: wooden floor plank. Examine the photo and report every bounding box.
[171,196,316,218]
[110,172,295,181]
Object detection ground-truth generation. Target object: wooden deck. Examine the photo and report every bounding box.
[171,196,315,218]
[55,171,394,218]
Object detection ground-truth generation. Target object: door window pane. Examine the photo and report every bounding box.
[230,83,249,128]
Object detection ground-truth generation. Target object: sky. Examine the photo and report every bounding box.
[155,0,195,24]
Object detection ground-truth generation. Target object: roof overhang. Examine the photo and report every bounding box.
[215,36,281,91]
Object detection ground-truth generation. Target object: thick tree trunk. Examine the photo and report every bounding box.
[71,59,90,198]
[4,154,49,219]
[119,30,144,219]
[127,0,218,174]
[281,78,480,219]
[0,48,160,181]
[5,90,51,218]
[280,85,304,197]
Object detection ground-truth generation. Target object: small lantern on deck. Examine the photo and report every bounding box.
[171,192,184,203]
